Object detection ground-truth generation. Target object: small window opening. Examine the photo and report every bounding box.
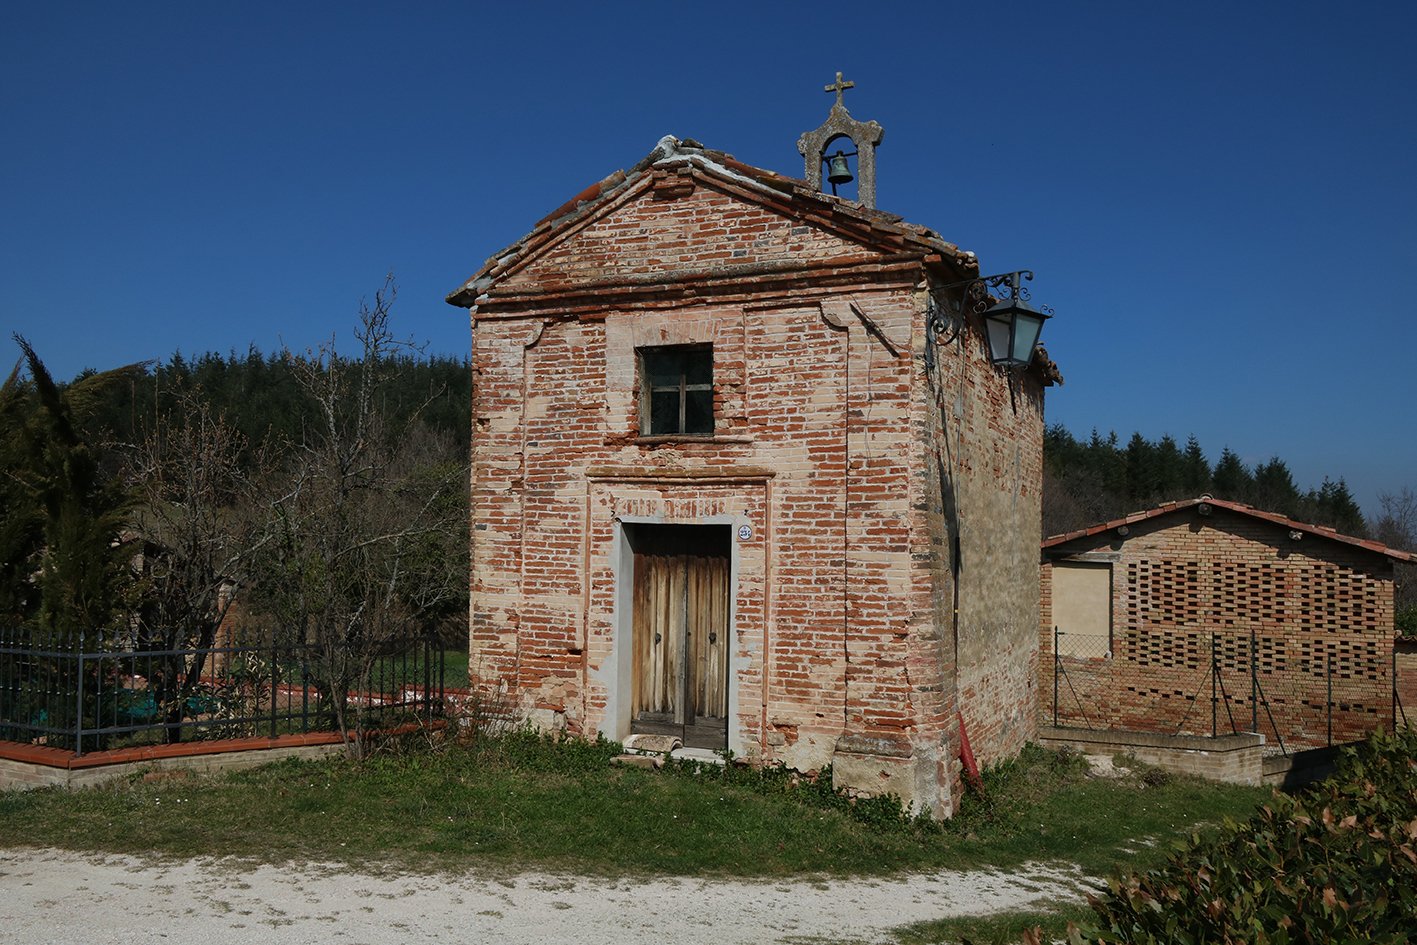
[640,345,713,436]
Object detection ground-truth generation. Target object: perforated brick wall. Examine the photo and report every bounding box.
[1041,506,1400,750]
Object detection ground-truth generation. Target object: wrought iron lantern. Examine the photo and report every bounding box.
[981,272,1050,368]
[927,270,1053,370]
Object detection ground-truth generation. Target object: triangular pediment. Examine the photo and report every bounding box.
[498,175,887,295]
[447,137,972,308]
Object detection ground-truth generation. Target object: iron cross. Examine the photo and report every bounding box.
[825,71,854,108]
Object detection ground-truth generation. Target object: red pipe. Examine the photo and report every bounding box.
[958,712,985,795]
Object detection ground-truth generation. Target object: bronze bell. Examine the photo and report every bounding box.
[826,151,854,185]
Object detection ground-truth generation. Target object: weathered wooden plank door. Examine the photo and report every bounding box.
[630,525,729,749]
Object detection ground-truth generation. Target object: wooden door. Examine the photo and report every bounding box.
[630,525,730,749]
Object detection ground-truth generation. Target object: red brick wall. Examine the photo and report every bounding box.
[1040,507,1399,750]
[464,165,1046,815]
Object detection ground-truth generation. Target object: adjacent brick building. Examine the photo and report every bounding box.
[1041,498,1415,750]
[446,130,1060,817]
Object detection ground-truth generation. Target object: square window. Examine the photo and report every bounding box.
[639,345,713,436]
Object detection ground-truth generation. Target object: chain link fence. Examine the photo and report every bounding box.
[1049,627,1404,753]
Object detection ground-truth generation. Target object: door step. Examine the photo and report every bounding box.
[670,746,725,765]
[623,733,682,753]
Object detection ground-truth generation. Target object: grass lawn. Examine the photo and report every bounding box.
[366,649,470,692]
[0,735,1270,941]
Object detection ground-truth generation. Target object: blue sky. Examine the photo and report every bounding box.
[3,2,1413,516]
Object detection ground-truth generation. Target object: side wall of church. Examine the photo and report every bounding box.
[919,307,1045,778]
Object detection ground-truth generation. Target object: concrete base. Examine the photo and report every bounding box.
[831,736,949,819]
[1039,726,1265,786]
[1261,744,1343,789]
[1040,726,1371,790]
[0,735,349,791]
[610,754,663,769]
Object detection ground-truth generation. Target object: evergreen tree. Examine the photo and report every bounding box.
[1180,434,1211,496]
[1212,447,1254,502]
[1154,434,1184,500]
[1125,432,1159,508]
[0,362,43,632]
[1091,429,1127,499]
[1042,424,1386,540]
[1312,477,1368,536]
[1252,457,1302,519]
[84,343,470,468]
[4,337,144,644]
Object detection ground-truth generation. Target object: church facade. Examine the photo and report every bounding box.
[447,97,1060,815]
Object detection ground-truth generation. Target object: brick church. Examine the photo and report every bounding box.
[446,80,1061,816]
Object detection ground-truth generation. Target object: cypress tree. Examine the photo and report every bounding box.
[8,337,144,646]
[0,362,43,632]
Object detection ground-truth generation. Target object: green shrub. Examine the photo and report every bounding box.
[1076,727,1417,944]
[1395,607,1417,638]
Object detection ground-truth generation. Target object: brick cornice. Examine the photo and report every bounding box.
[470,255,927,319]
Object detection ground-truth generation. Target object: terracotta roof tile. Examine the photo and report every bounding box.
[1042,497,1415,563]
[446,135,979,309]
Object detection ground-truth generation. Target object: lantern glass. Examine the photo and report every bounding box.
[984,310,1014,364]
[1010,310,1047,364]
[983,298,1049,368]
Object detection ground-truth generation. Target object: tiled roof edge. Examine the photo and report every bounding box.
[1042,497,1416,562]
[447,135,978,308]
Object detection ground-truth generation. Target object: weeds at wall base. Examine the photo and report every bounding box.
[657,749,941,836]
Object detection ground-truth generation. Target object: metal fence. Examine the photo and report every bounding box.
[0,625,446,755]
[1049,627,1407,753]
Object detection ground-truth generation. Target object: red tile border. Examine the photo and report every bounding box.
[0,732,347,771]
[0,719,449,773]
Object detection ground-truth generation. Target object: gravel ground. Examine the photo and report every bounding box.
[0,848,1095,944]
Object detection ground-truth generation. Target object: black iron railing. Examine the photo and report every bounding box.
[0,627,445,755]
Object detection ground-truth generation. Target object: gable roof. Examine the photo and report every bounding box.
[1042,497,1416,563]
[445,135,979,309]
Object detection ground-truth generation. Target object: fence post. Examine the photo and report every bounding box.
[75,651,85,757]
[1251,627,1258,733]
[270,637,278,739]
[1327,649,1333,747]
[1053,627,1059,727]
[424,636,434,726]
[301,647,310,734]
[1211,631,1218,739]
